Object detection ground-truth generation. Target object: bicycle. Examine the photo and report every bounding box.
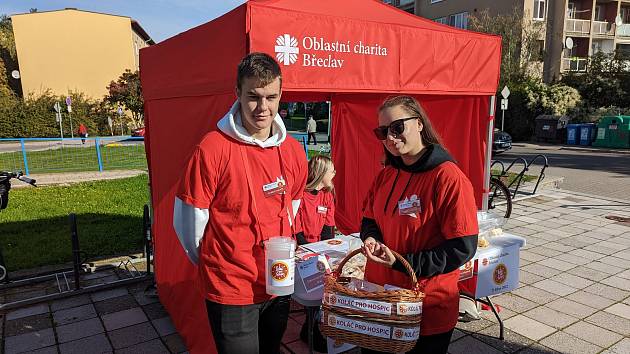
[488,176,512,219]
[0,171,37,282]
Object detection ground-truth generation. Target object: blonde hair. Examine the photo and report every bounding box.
[306,155,334,193]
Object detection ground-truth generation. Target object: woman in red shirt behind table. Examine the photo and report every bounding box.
[295,155,336,245]
[360,96,478,354]
[294,155,336,352]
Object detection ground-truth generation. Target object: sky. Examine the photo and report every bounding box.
[1,0,247,43]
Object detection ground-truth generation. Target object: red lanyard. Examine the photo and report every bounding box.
[239,144,296,247]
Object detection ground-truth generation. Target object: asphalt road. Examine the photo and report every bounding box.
[495,143,630,200]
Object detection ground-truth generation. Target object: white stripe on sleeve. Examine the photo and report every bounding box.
[173,197,209,265]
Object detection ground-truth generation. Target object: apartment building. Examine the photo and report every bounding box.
[384,0,416,14]
[386,0,630,82]
[546,0,630,81]
[11,8,154,98]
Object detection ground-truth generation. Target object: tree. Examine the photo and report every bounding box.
[0,14,20,96]
[561,51,630,110]
[105,69,144,128]
[468,8,545,87]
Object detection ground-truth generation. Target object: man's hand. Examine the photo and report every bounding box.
[361,237,395,267]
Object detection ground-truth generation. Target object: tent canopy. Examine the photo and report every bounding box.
[140,1,501,353]
[141,0,501,100]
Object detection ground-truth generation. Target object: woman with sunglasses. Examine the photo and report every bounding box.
[360,96,478,354]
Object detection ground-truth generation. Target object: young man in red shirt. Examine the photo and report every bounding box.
[173,53,308,353]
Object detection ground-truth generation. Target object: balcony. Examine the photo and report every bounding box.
[592,21,615,36]
[618,24,630,37]
[562,57,588,72]
[566,19,591,34]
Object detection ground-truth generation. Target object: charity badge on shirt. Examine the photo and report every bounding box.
[317,205,328,214]
[398,195,421,217]
[263,176,286,197]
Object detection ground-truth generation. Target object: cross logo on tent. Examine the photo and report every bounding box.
[275,34,299,66]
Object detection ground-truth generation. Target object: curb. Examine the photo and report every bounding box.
[512,143,630,154]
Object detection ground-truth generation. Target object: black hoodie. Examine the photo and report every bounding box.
[360,144,478,278]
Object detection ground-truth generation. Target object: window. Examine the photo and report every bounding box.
[533,0,546,20]
[594,5,604,21]
[591,40,602,54]
[567,2,576,19]
[431,0,444,3]
[382,0,393,4]
[449,12,468,29]
[435,17,448,25]
[621,8,629,24]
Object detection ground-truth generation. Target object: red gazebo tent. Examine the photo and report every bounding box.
[140,1,501,352]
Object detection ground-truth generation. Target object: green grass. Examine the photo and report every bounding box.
[307,149,330,160]
[491,169,537,185]
[0,144,147,174]
[0,174,149,270]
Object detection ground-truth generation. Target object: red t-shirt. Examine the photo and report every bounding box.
[362,161,478,335]
[176,131,308,305]
[295,190,335,243]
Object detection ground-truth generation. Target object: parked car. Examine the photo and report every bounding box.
[492,130,512,154]
[131,127,145,138]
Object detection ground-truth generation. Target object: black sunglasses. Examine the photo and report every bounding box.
[373,117,419,140]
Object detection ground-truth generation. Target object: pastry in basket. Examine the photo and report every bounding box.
[478,237,490,248]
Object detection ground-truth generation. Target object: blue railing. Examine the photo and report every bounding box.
[0,135,309,175]
[290,133,308,158]
[0,137,147,175]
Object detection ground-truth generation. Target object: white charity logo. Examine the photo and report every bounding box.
[275,34,299,65]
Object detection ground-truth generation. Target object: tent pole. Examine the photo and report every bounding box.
[482,96,496,211]
[327,100,332,144]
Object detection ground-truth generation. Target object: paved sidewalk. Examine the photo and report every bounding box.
[11,170,147,189]
[1,274,186,354]
[2,188,629,353]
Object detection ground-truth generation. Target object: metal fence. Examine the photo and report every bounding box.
[0,135,309,175]
[0,137,147,175]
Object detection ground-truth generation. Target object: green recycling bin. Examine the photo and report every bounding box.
[593,116,630,148]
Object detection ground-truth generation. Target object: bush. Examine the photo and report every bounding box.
[568,105,630,123]
[503,80,581,141]
[0,90,117,138]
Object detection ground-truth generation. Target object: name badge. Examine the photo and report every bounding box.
[317,206,328,214]
[398,195,421,216]
[263,177,286,197]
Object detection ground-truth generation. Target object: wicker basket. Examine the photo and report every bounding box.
[319,248,425,353]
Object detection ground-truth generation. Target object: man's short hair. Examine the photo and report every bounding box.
[236,52,282,91]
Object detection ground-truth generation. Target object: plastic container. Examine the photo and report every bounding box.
[593,116,630,148]
[579,123,596,146]
[566,124,580,145]
[264,236,296,296]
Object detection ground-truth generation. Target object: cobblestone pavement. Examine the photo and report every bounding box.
[2,188,630,354]
[496,143,630,201]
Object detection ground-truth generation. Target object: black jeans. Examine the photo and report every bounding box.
[361,329,454,354]
[308,132,317,145]
[205,296,290,354]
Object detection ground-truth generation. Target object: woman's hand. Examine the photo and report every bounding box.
[362,237,395,267]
